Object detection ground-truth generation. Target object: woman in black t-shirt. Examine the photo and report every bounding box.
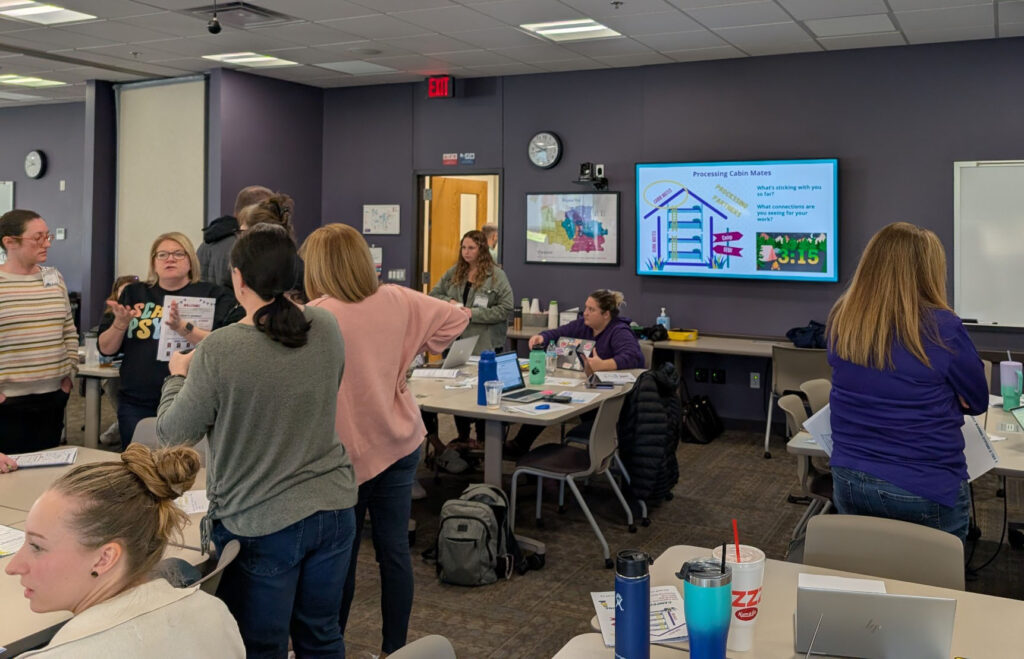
[98,232,241,449]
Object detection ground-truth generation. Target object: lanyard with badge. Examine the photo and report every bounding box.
[41,267,60,288]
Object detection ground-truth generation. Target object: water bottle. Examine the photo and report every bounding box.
[546,341,558,373]
[656,307,671,330]
[548,300,559,329]
[477,350,497,406]
[614,549,651,659]
[529,348,546,385]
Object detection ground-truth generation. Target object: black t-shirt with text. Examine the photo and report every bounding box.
[98,281,242,405]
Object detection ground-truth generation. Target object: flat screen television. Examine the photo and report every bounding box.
[635,159,838,281]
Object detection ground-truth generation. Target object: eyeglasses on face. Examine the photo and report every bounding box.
[20,232,54,244]
[155,250,187,261]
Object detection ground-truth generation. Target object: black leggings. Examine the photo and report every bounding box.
[0,389,70,454]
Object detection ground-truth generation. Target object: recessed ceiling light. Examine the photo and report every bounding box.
[520,19,621,43]
[0,2,95,25]
[202,52,298,68]
[0,74,65,87]
[317,60,398,75]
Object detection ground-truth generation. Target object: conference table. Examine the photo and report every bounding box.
[554,544,1024,658]
[0,447,207,656]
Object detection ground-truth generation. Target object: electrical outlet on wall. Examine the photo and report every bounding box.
[711,369,726,384]
[694,367,708,383]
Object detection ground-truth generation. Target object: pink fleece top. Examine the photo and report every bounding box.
[308,285,469,483]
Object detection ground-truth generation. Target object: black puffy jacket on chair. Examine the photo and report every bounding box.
[616,363,682,503]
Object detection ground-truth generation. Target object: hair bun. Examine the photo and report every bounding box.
[121,444,201,501]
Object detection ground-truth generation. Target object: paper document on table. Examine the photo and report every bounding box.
[12,447,77,468]
[803,404,833,456]
[558,390,600,404]
[990,394,1005,407]
[594,372,637,384]
[544,377,586,387]
[175,490,210,515]
[411,368,459,379]
[963,415,998,481]
[158,295,215,362]
[506,402,573,416]
[0,525,26,557]
[591,585,687,647]
[798,573,886,594]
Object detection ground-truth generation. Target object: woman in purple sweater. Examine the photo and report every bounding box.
[509,289,644,455]
[827,222,988,543]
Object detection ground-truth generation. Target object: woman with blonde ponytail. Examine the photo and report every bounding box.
[4,444,243,657]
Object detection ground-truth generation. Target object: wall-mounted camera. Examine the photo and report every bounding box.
[208,15,222,34]
[574,161,608,191]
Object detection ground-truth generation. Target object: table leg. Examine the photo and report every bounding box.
[483,418,503,487]
[83,377,101,449]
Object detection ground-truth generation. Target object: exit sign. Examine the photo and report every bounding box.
[427,75,454,98]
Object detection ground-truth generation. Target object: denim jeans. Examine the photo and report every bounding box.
[213,508,356,658]
[117,397,158,450]
[831,465,971,544]
[339,446,420,654]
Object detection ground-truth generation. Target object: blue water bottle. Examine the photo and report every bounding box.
[615,549,650,659]
[477,350,497,406]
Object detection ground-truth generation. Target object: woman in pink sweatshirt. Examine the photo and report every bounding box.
[302,223,469,656]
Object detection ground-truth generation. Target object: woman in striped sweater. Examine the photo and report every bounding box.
[0,210,78,455]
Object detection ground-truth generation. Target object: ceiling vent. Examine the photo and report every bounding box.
[188,2,299,29]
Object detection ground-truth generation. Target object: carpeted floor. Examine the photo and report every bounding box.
[64,389,1024,658]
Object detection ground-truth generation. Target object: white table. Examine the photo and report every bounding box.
[76,363,119,449]
[555,544,1024,658]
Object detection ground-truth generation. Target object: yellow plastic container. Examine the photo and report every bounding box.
[667,328,698,341]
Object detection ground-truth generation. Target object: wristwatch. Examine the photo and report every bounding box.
[184,322,194,334]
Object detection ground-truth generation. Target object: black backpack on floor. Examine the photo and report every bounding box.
[680,379,725,444]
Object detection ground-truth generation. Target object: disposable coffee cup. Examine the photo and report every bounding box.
[484,380,503,408]
[84,336,100,365]
[711,544,765,652]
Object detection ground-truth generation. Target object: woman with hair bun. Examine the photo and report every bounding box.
[237,192,306,302]
[156,223,357,657]
[5,444,244,657]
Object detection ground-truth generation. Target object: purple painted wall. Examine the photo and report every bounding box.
[208,68,324,240]
[0,102,85,296]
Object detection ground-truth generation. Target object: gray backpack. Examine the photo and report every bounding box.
[433,483,519,586]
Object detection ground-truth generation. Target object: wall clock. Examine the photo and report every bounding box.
[24,150,46,179]
[528,131,561,169]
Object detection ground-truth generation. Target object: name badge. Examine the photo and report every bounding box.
[473,294,489,309]
[42,268,60,287]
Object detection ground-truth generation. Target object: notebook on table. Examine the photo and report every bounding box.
[494,351,546,403]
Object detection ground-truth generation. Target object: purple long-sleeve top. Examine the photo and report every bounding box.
[828,309,989,507]
[538,316,645,370]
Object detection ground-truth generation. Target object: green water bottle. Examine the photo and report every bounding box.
[529,348,546,385]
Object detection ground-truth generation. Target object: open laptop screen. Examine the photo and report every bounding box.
[494,352,524,392]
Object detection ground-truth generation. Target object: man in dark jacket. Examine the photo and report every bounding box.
[197,185,273,287]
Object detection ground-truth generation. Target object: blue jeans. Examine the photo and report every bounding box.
[117,397,157,450]
[213,508,356,658]
[831,465,971,544]
[339,446,420,654]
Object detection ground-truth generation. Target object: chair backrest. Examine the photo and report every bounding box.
[197,539,241,595]
[804,515,965,590]
[640,341,654,369]
[131,417,159,448]
[389,635,456,659]
[799,378,832,414]
[771,345,831,396]
[586,394,627,475]
[777,393,808,438]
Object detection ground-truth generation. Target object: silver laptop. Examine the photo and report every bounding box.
[494,351,546,403]
[795,587,956,658]
[441,335,479,369]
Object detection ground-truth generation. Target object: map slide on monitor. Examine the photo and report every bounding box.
[526,192,618,265]
[636,160,837,281]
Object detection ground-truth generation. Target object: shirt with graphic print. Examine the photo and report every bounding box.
[98,281,242,406]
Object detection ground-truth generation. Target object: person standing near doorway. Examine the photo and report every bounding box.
[482,222,498,262]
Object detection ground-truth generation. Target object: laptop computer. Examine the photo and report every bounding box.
[795,584,956,658]
[441,335,479,369]
[494,351,546,403]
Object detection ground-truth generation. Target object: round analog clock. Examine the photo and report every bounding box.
[528,131,562,169]
[24,150,46,179]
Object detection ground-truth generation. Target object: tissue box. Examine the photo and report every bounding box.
[523,312,548,328]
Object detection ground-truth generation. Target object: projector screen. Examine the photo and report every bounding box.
[636,159,838,282]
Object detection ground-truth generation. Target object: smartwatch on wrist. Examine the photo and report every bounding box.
[184,322,195,334]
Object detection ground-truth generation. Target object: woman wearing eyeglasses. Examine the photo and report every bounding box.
[0,209,78,455]
[99,232,241,449]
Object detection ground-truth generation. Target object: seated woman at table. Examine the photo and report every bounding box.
[156,224,357,657]
[4,443,244,657]
[509,289,645,456]
[98,232,241,450]
[827,222,988,544]
[0,210,78,455]
[302,223,468,656]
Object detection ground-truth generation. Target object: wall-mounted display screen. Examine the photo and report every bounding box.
[635,159,838,281]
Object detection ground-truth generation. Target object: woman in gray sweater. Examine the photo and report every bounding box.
[157,224,356,658]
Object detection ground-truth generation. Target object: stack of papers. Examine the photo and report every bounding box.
[11,447,78,468]
[411,368,460,379]
[594,372,637,384]
[506,402,573,416]
[175,490,210,515]
[558,390,600,404]
[0,525,26,558]
[591,585,688,647]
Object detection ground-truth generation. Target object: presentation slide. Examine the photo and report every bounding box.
[636,159,838,282]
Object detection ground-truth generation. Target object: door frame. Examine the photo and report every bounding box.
[413,168,503,291]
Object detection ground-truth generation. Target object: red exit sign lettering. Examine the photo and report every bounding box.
[427,75,454,98]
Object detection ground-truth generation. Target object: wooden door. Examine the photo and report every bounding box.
[428,177,488,288]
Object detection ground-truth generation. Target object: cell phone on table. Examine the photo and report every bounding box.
[574,346,594,377]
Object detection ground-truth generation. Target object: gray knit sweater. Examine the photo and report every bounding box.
[156,305,356,537]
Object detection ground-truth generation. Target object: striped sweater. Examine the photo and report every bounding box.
[0,267,78,397]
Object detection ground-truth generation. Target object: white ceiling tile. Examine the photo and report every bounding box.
[146,31,295,57]
[392,6,505,32]
[463,62,545,76]
[77,40,188,62]
[593,51,674,67]
[563,37,655,57]
[249,0,374,22]
[365,53,456,71]
[243,64,340,81]
[250,22,365,46]
[887,0,988,10]
[1000,21,1024,37]
[1000,1,1024,24]
[115,12,208,37]
[634,30,727,51]
[0,53,67,73]
[425,49,517,66]
[533,57,607,72]
[349,0,457,11]
[493,42,582,63]
[600,10,703,35]
[57,0,157,19]
[818,31,907,50]
[58,19,176,42]
[896,5,993,32]
[777,0,889,21]
[445,26,544,48]
[122,0,207,9]
[380,32,477,54]
[144,56,215,71]
[667,0,772,9]
[903,24,994,44]
[715,21,820,55]
[805,14,894,38]
[685,1,793,29]
[559,0,678,18]
[471,0,584,25]
[664,44,746,61]
[312,41,414,60]
[0,16,33,33]
[320,14,433,39]
[60,50,186,75]
[0,27,112,50]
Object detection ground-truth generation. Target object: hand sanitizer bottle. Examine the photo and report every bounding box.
[657,307,671,329]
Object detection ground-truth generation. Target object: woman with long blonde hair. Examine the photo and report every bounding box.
[826,222,988,543]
